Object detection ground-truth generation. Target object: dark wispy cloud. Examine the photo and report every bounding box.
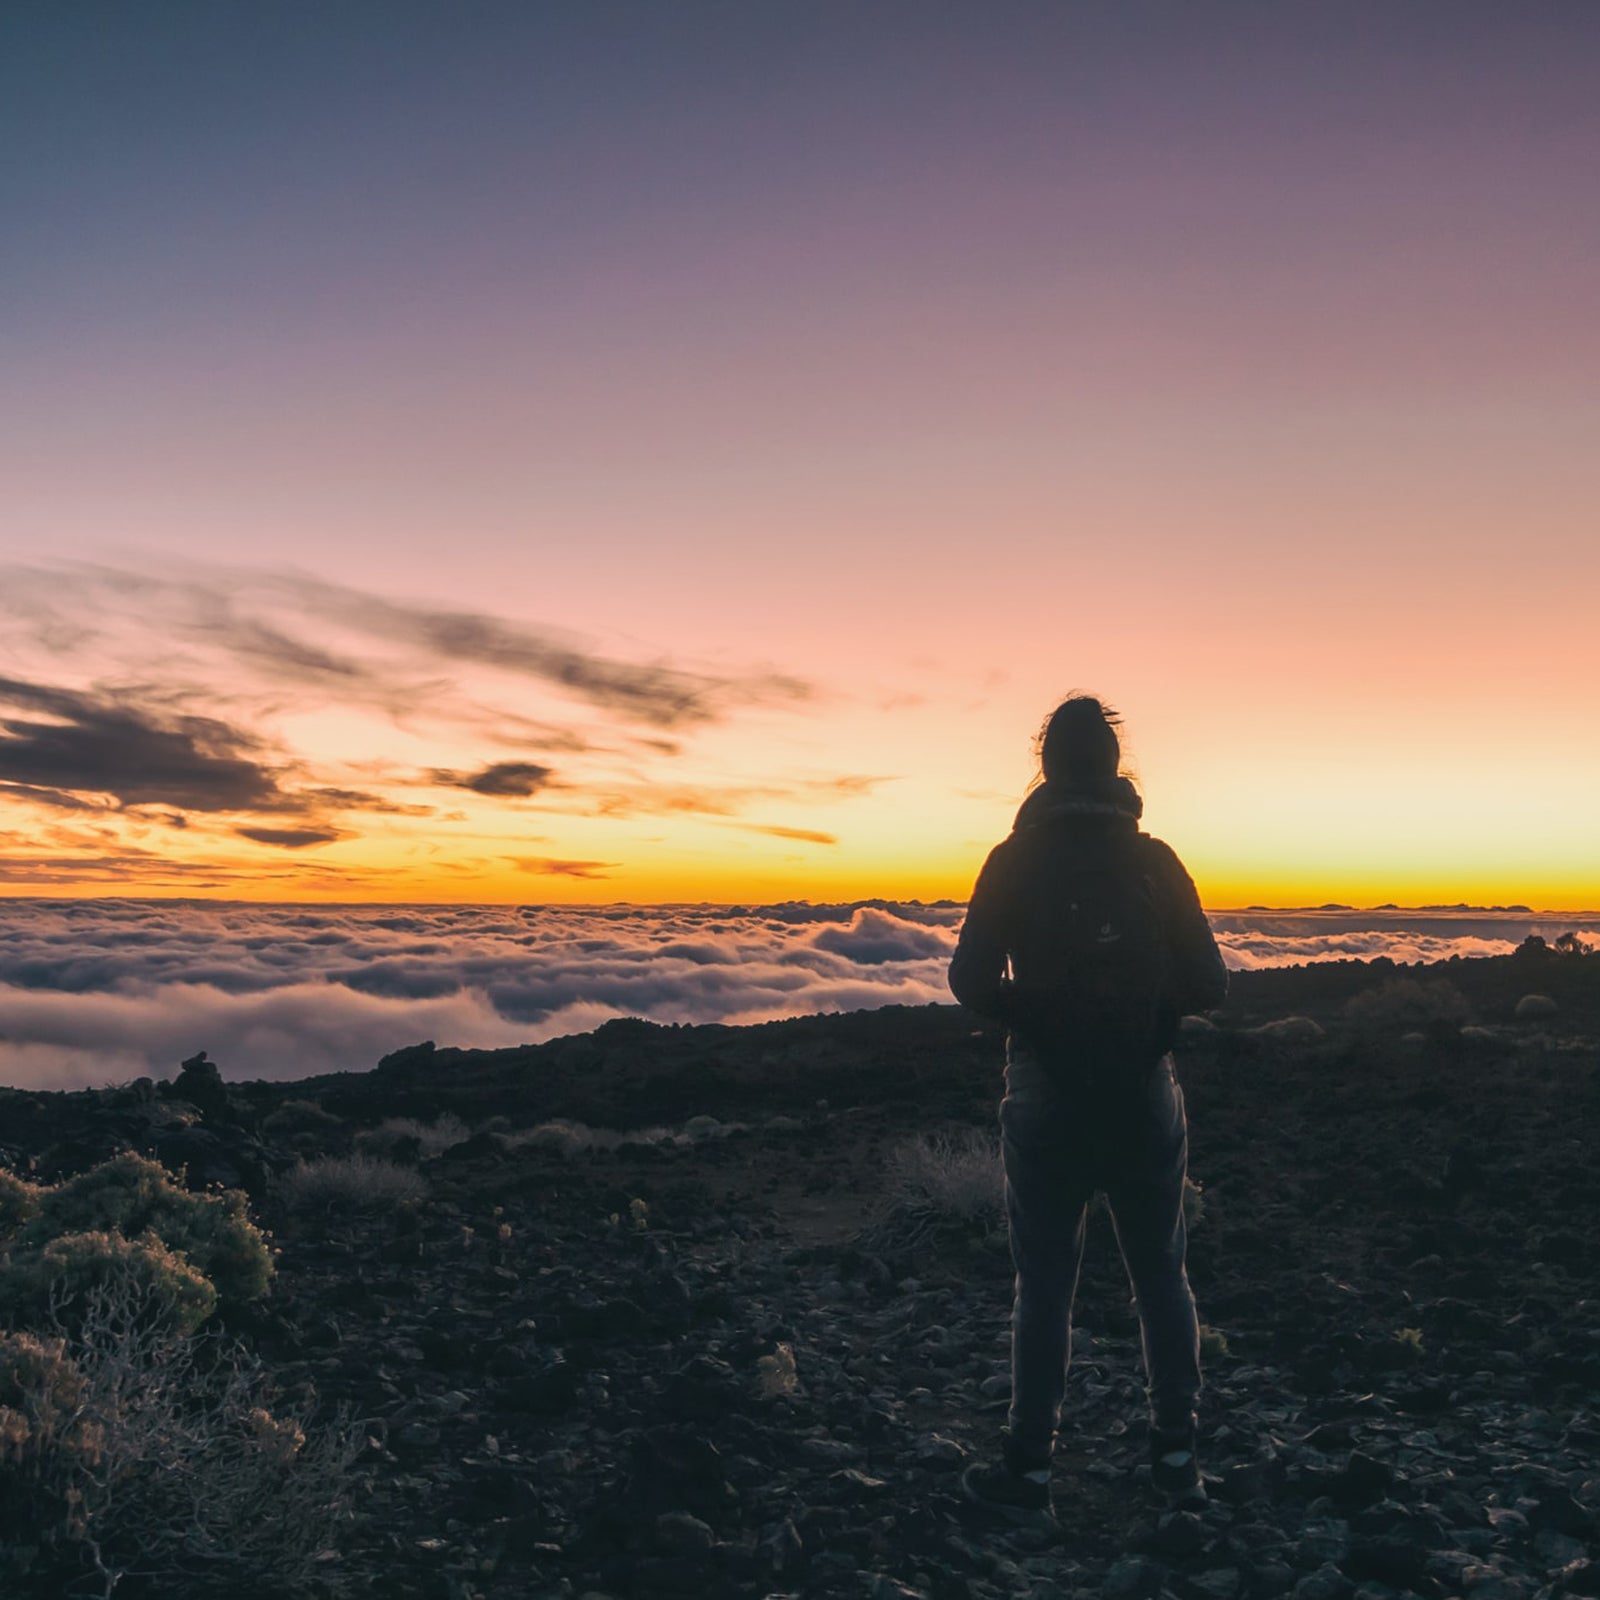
[234,825,347,849]
[0,677,420,858]
[0,782,107,812]
[328,590,808,730]
[0,563,814,733]
[0,675,291,813]
[304,788,437,818]
[433,761,556,798]
[0,562,845,877]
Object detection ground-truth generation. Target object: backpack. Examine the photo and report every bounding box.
[1014,844,1172,1090]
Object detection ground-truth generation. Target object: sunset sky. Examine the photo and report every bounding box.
[3,3,1597,909]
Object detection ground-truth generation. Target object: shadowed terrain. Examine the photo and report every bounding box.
[2,944,1598,1599]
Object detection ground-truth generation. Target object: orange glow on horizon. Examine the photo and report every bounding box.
[4,854,1597,914]
[4,13,1598,915]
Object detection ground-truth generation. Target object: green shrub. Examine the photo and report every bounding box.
[145,1184,273,1307]
[0,1231,218,1338]
[24,1151,171,1238]
[1198,1324,1230,1359]
[0,1168,42,1245]
[16,1153,271,1312]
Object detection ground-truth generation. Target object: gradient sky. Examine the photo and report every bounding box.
[3,3,1597,908]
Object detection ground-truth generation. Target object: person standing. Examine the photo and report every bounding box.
[948,696,1228,1526]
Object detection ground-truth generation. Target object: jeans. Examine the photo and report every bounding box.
[1000,1041,1201,1463]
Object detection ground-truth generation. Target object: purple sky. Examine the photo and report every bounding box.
[3,4,1598,906]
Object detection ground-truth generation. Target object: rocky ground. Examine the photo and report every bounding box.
[3,942,1599,1600]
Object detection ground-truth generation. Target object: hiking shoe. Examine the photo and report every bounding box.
[1150,1420,1207,1509]
[960,1457,1057,1529]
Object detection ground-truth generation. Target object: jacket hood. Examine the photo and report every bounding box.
[1012,776,1144,832]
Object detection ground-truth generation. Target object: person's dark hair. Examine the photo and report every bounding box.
[1037,695,1123,789]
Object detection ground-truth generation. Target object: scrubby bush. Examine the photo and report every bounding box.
[1247,1016,1326,1043]
[1344,978,1469,1036]
[354,1112,469,1161]
[1,1274,362,1598]
[504,1118,698,1155]
[509,1118,597,1156]
[25,1151,171,1237]
[859,1130,1004,1253]
[0,1330,103,1556]
[0,1327,99,1466]
[15,1152,271,1312]
[260,1098,345,1142]
[277,1154,426,1212]
[0,1168,42,1244]
[149,1184,274,1308]
[0,1231,218,1339]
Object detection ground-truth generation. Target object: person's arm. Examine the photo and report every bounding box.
[948,843,1020,1024]
[1147,839,1229,1015]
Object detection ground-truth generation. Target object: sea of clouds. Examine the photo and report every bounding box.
[2,899,1596,1090]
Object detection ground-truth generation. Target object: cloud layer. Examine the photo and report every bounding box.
[3,901,1593,1091]
[0,561,848,892]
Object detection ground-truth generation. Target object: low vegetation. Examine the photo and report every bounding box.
[276,1153,428,1212]
[1343,976,1470,1035]
[353,1111,470,1160]
[2,1273,362,1597]
[1,1153,271,1334]
[0,1152,354,1597]
[859,1129,1006,1254]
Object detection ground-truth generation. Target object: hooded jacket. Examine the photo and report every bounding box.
[947,778,1228,1056]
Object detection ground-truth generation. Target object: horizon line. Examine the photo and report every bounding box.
[2,891,1598,919]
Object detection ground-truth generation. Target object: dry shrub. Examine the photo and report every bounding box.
[858,1129,1004,1254]
[0,1328,103,1547]
[1247,1016,1326,1043]
[0,1168,43,1245]
[1344,978,1469,1036]
[1514,993,1558,1019]
[1,1271,362,1597]
[354,1112,470,1161]
[504,1119,680,1155]
[259,1099,345,1141]
[507,1119,598,1156]
[277,1155,426,1212]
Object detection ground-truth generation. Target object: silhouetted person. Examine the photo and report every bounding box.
[949,696,1227,1526]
